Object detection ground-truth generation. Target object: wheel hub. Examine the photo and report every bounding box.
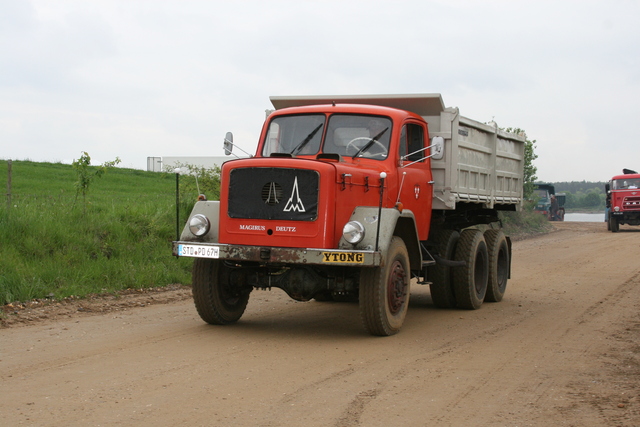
[387,261,407,314]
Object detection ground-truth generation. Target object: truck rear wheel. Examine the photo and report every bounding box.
[359,237,410,336]
[192,258,250,324]
[427,229,459,308]
[483,229,509,302]
[453,229,488,310]
[609,217,619,232]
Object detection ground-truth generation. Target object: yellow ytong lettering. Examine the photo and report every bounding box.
[321,252,365,264]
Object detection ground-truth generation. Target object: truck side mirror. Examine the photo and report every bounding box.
[430,136,444,160]
[224,132,234,156]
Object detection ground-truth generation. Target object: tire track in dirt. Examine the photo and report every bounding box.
[334,389,380,427]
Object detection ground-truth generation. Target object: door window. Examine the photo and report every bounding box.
[399,123,425,163]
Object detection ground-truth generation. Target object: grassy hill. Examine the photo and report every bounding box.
[0,160,195,304]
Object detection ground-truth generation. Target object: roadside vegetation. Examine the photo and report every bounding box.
[499,202,553,240]
[0,159,208,304]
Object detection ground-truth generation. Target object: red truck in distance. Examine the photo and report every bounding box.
[606,169,640,232]
[173,94,526,336]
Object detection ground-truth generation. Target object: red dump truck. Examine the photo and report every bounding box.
[606,169,640,232]
[172,94,525,335]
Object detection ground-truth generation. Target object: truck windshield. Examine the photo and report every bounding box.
[263,114,325,157]
[613,178,640,190]
[262,113,391,160]
[324,115,391,160]
[534,189,549,202]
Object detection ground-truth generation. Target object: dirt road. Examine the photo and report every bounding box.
[2,222,639,426]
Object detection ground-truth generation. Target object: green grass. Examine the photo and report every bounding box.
[0,160,197,304]
[499,202,553,240]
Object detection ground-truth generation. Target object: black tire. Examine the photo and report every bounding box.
[452,229,488,310]
[609,216,619,233]
[427,229,459,308]
[192,258,250,324]
[359,237,410,336]
[483,229,509,302]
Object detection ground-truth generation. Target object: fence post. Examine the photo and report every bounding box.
[175,170,180,241]
[6,159,11,212]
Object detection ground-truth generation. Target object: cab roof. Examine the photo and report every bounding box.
[612,173,640,180]
[270,94,446,117]
[267,102,424,120]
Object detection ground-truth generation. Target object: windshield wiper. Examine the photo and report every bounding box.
[290,123,323,155]
[353,127,388,158]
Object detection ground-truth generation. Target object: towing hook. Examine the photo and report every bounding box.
[260,248,271,260]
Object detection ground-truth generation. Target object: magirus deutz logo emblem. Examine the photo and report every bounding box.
[284,177,306,212]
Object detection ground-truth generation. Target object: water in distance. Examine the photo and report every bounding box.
[564,213,604,223]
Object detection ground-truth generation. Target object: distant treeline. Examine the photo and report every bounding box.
[552,181,607,194]
[536,181,607,210]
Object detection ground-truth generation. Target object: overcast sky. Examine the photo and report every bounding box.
[2,0,639,182]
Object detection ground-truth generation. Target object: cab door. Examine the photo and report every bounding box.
[397,121,433,240]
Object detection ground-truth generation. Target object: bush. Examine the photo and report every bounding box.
[499,204,552,240]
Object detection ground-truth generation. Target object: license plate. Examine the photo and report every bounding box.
[178,244,220,258]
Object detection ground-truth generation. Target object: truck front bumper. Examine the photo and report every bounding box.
[610,210,640,224]
[172,241,382,267]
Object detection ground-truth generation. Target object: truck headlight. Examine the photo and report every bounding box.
[189,214,210,237]
[343,221,365,244]
[614,206,620,212]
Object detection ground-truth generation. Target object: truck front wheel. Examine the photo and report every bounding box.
[359,237,410,336]
[192,258,250,325]
[609,217,620,232]
[483,229,509,302]
[453,229,489,310]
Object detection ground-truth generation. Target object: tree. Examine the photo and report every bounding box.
[583,191,602,208]
[72,151,121,211]
[504,128,538,200]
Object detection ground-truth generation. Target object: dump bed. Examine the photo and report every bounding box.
[270,94,525,210]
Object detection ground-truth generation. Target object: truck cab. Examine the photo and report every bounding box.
[219,103,434,250]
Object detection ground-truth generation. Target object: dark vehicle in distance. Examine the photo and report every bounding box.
[534,183,565,221]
